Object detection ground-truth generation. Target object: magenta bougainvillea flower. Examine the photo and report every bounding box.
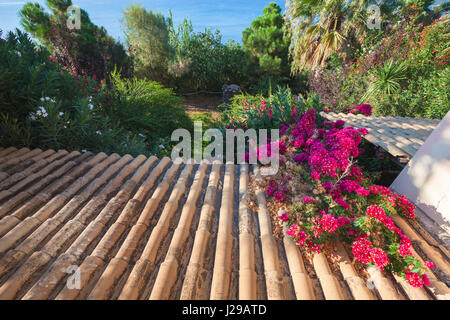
[258,108,428,288]
[350,104,372,116]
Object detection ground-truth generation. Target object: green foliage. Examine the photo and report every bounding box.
[222,86,321,131]
[0,29,95,120]
[286,0,360,71]
[189,112,220,131]
[0,94,150,157]
[363,60,408,100]
[0,114,33,148]
[122,4,172,82]
[122,7,250,92]
[327,10,450,119]
[0,29,188,157]
[173,30,251,92]
[337,72,370,113]
[20,0,132,80]
[243,2,290,78]
[100,71,193,141]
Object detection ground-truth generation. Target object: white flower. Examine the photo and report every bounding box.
[45,97,50,101]
[40,97,45,102]
[159,144,165,149]
[29,114,37,121]
[36,106,48,117]
[50,99,56,103]
[59,112,64,116]
[138,133,145,138]
[88,104,94,110]
[81,149,87,153]
[96,130,102,135]
[17,51,22,57]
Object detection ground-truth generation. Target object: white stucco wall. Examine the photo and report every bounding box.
[390,111,450,233]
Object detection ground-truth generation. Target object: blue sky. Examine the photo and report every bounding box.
[0,0,287,43]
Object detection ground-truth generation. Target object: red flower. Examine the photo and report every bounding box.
[302,197,315,203]
[352,237,373,264]
[370,248,390,270]
[404,270,424,288]
[286,224,298,238]
[422,274,430,286]
[273,191,286,203]
[311,171,321,180]
[366,205,385,221]
[266,187,275,196]
[279,212,289,222]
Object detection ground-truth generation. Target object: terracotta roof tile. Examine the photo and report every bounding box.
[0,148,448,300]
[321,112,439,163]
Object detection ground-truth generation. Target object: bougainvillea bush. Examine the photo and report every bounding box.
[256,108,434,288]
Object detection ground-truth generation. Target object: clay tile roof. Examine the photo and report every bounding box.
[0,148,449,300]
[321,112,440,164]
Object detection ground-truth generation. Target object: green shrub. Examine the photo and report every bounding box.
[337,72,370,113]
[0,96,150,157]
[0,30,173,157]
[102,71,193,140]
[333,15,449,119]
[0,29,94,120]
[172,30,252,92]
[222,86,322,131]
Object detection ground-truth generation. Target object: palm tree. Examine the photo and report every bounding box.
[286,0,372,72]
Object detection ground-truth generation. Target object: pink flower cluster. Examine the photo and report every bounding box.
[404,269,429,288]
[279,212,289,222]
[365,205,413,254]
[352,237,390,270]
[312,214,351,237]
[395,194,416,219]
[349,104,372,116]
[302,197,315,203]
[258,107,424,288]
[369,186,416,219]
[266,179,288,203]
[287,111,367,182]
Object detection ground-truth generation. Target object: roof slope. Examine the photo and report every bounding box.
[321,112,440,164]
[0,147,449,300]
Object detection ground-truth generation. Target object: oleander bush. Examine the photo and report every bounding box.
[222,86,321,131]
[0,29,94,120]
[0,29,191,157]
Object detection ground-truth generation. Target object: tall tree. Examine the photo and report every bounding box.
[286,0,355,72]
[122,4,173,82]
[242,2,291,78]
[20,0,132,80]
